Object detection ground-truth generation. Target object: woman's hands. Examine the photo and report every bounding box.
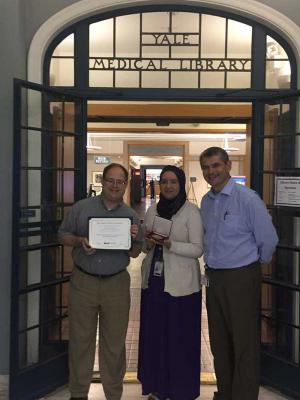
[145,231,171,250]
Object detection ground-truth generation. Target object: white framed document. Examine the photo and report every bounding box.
[89,217,131,250]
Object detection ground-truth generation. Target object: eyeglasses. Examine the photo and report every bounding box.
[104,178,127,186]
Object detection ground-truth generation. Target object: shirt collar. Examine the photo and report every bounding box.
[207,177,234,199]
[99,194,123,211]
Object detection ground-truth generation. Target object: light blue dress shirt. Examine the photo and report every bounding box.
[200,178,278,269]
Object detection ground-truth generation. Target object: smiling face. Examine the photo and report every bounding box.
[159,171,180,200]
[201,154,231,192]
[101,166,128,204]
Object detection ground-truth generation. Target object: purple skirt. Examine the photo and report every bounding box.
[138,254,201,400]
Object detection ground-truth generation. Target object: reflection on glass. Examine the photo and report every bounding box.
[263,173,274,205]
[261,283,300,364]
[266,36,290,89]
[26,89,42,128]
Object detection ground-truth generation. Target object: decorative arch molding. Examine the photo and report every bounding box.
[28,0,300,85]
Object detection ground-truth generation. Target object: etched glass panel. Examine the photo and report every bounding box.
[171,12,199,33]
[201,15,226,58]
[90,70,113,87]
[227,20,252,58]
[142,71,169,88]
[90,19,114,57]
[266,36,291,89]
[116,14,140,57]
[227,71,251,88]
[50,34,74,87]
[201,72,225,88]
[115,71,140,87]
[171,72,198,88]
[142,12,170,32]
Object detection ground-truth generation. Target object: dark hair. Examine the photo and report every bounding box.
[199,147,229,168]
[102,163,129,181]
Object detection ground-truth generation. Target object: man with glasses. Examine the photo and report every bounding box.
[58,163,143,400]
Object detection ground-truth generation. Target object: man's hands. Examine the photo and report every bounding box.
[130,224,139,240]
[80,237,96,255]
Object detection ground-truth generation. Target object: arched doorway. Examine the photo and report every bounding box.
[11,3,300,399]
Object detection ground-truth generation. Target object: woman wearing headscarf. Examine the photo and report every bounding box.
[138,166,204,400]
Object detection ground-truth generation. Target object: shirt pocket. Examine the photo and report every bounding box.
[220,214,245,236]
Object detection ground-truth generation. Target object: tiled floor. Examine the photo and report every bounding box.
[42,382,293,399]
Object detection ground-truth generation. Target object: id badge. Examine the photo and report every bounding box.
[201,273,210,287]
[154,261,164,277]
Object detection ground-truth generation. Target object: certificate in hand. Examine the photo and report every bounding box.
[147,215,172,242]
[89,217,131,250]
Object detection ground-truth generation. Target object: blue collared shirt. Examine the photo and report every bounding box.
[200,178,278,269]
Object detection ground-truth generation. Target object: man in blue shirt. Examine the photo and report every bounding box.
[200,147,278,400]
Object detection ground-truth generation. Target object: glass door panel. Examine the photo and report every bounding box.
[10,80,85,400]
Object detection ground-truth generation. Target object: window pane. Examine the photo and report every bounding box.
[171,12,199,33]
[201,15,226,58]
[90,20,114,57]
[50,58,74,86]
[171,72,198,88]
[171,46,199,59]
[142,12,169,32]
[90,70,113,87]
[116,14,140,57]
[227,20,252,58]
[266,36,291,89]
[201,72,225,88]
[50,34,74,86]
[115,71,140,87]
[141,71,169,88]
[52,34,74,57]
[266,60,291,89]
[227,72,251,88]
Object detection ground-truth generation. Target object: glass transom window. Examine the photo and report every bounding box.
[88,11,252,89]
[48,9,294,91]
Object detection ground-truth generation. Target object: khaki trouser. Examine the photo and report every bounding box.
[206,262,261,400]
[68,267,131,400]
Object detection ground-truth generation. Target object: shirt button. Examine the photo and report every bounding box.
[98,259,102,263]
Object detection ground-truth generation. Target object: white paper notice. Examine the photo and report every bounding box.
[89,217,131,249]
[275,177,300,207]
